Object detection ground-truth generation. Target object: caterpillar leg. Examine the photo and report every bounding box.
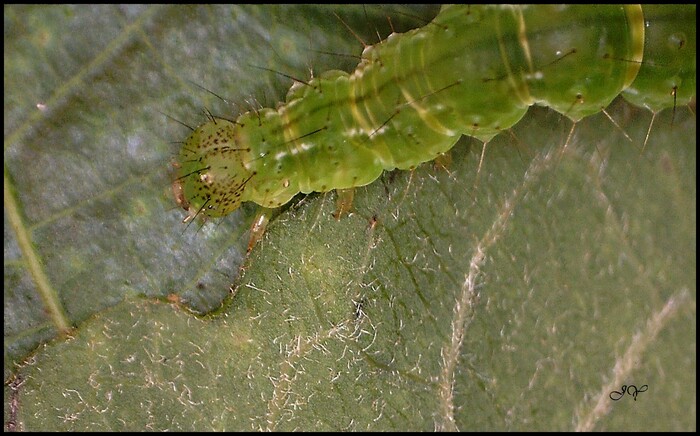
[332,188,355,220]
[247,207,277,254]
[433,151,452,172]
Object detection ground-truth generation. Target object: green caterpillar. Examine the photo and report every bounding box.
[174,4,695,221]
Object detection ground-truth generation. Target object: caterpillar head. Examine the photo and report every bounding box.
[174,120,253,221]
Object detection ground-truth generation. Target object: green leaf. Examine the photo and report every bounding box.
[4,5,695,431]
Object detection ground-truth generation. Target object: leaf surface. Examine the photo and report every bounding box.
[4,5,695,431]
